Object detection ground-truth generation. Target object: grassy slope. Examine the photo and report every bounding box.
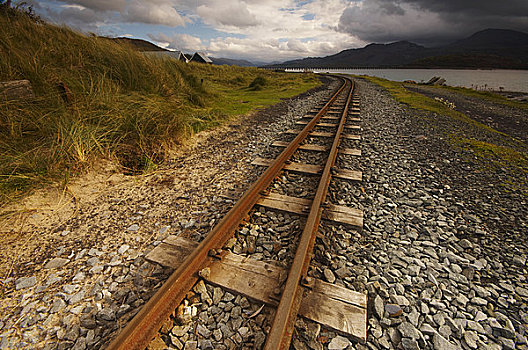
[363,75,528,193]
[0,9,320,204]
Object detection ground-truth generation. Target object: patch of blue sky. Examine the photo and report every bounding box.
[295,0,315,7]
[302,13,315,20]
[97,19,245,44]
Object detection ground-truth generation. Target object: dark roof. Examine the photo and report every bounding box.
[144,50,190,62]
[190,52,213,63]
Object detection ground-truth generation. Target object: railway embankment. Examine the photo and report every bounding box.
[1,73,527,349]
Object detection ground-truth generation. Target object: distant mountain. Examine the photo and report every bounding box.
[267,29,528,69]
[210,57,256,66]
[107,37,168,52]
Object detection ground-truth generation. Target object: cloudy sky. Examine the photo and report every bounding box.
[24,0,528,63]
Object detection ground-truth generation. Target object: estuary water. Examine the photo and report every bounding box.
[290,68,528,93]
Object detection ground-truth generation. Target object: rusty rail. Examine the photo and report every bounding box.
[264,78,355,349]
[106,77,348,350]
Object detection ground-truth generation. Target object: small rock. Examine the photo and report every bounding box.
[50,298,66,313]
[398,322,419,340]
[433,333,458,350]
[44,258,70,269]
[323,269,336,283]
[16,276,37,290]
[385,304,403,317]
[401,338,420,350]
[86,257,100,266]
[374,295,384,319]
[515,286,528,298]
[127,224,139,232]
[328,335,351,350]
[463,331,478,349]
[513,255,526,266]
[459,239,472,249]
[96,308,115,322]
[118,244,130,255]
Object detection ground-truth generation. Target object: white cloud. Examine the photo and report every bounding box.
[33,0,366,61]
[196,1,260,28]
[148,33,206,52]
[125,0,186,27]
[192,0,364,61]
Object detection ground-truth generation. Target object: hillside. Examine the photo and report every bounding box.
[0,7,320,203]
[210,57,256,67]
[107,37,169,52]
[269,29,528,69]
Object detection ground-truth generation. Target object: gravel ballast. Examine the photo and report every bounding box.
[0,77,339,349]
[1,75,527,350]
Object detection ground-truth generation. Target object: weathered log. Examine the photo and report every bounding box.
[0,80,34,101]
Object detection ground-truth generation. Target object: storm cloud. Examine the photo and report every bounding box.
[338,0,528,46]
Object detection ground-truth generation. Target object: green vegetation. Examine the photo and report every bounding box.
[0,7,320,203]
[428,85,528,112]
[451,137,528,193]
[362,76,501,134]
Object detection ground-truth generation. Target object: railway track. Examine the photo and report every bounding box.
[107,76,366,350]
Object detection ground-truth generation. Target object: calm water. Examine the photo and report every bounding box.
[289,68,528,93]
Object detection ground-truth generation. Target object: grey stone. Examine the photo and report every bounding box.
[374,295,384,319]
[196,323,211,338]
[513,255,526,266]
[184,341,197,350]
[471,297,487,306]
[499,337,515,350]
[80,315,96,329]
[15,276,37,290]
[401,338,420,350]
[328,335,351,350]
[324,268,336,283]
[432,333,458,350]
[68,290,85,304]
[96,308,115,322]
[50,298,66,313]
[118,244,130,255]
[86,257,99,266]
[463,331,478,349]
[127,224,139,231]
[459,239,472,249]
[385,304,403,317]
[420,323,436,336]
[398,322,420,340]
[515,286,528,298]
[44,258,70,269]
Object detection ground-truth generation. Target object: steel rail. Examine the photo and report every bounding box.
[106,76,348,350]
[264,77,356,350]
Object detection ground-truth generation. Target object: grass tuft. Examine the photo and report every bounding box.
[0,8,320,203]
[248,76,267,91]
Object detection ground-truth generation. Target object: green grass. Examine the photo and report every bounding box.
[0,7,320,204]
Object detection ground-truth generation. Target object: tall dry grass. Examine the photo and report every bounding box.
[0,6,320,203]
